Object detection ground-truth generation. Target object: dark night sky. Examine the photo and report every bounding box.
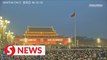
[0,0,107,38]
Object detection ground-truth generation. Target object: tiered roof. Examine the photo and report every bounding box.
[24,26,58,37]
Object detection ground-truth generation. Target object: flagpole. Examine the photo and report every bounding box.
[71,10,77,47]
[74,14,77,47]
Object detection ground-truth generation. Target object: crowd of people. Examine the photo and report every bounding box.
[1,47,107,60]
[44,49,107,60]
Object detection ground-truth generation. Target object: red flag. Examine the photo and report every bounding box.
[71,11,76,17]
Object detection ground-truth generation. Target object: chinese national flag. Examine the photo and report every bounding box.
[71,11,76,17]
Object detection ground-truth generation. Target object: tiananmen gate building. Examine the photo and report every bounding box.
[15,26,71,45]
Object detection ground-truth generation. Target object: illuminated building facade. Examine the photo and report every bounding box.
[15,26,71,45]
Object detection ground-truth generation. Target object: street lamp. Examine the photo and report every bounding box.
[5,30,14,44]
[97,38,101,44]
[0,17,10,47]
[5,20,10,26]
[0,16,14,59]
[0,16,2,19]
[68,38,71,49]
[97,38,101,47]
[0,20,3,27]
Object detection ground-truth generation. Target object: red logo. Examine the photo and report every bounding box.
[4,45,15,56]
[4,45,45,56]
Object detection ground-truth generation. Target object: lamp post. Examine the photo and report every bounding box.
[0,16,14,59]
[5,30,14,44]
[0,16,10,54]
[68,38,71,49]
[0,16,3,19]
[97,38,101,47]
